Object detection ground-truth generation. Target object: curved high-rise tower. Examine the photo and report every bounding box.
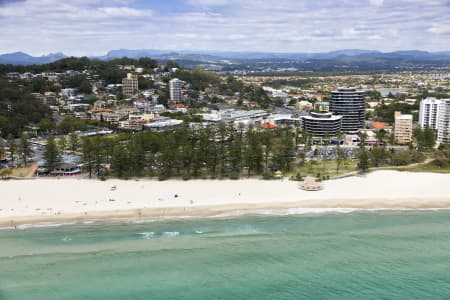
[330,87,365,132]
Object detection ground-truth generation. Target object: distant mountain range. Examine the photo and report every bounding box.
[92,48,450,61]
[0,51,66,65]
[2,49,450,67]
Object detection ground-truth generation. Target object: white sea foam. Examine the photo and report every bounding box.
[130,216,200,224]
[2,208,450,231]
[0,226,15,231]
[82,220,96,225]
[16,222,78,230]
[138,232,155,239]
[162,231,180,238]
[210,208,372,218]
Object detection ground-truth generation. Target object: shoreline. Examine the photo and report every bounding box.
[2,201,450,229]
[2,170,450,228]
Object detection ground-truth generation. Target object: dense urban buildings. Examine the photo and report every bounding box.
[4,55,450,180]
[122,73,138,96]
[169,78,183,102]
[330,88,365,132]
[394,111,413,144]
[419,97,441,130]
[437,99,450,144]
[301,112,342,137]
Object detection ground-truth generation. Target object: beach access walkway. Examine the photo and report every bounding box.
[26,163,38,178]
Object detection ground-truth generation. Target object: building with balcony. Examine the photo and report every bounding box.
[330,88,365,132]
[301,112,343,137]
[122,73,138,96]
[394,111,413,144]
[169,78,184,102]
[419,97,441,130]
[437,99,450,144]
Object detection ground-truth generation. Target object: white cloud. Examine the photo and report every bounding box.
[0,0,449,55]
[97,6,153,18]
[428,24,450,34]
[368,34,383,40]
[370,0,384,7]
[184,0,232,6]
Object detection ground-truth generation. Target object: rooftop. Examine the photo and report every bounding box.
[371,121,390,130]
[395,114,413,120]
[303,112,343,121]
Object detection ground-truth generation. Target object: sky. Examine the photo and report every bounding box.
[0,0,449,56]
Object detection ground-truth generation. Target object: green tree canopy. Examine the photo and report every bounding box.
[43,136,60,170]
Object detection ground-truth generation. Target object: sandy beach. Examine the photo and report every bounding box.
[1,170,450,227]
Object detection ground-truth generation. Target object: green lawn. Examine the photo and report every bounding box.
[293,159,358,179]
[9,165,34,177]
[397,161,450,173]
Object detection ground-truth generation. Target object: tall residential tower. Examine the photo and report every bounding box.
[394,111,413,144]
[329,88,365,132]
[122,73,138,96]
[419,97,441,130]
[437,99,450,144]
[169,78,184,102]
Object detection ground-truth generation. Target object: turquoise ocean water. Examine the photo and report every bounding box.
[1,210,450,299]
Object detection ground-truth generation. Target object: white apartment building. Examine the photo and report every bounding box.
[419,97,441,130]
[418,97,450,144]
[169,78,183,102]
[438,99,450,144]
[92,112,120,124]
[122,73,138,96]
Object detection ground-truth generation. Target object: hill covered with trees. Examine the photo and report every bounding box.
[0,77,52,137]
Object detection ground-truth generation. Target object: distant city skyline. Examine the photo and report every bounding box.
[1,0,450,56]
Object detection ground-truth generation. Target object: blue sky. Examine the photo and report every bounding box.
[0,0,449,56]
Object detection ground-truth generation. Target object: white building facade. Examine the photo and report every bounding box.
[169,78,183,102]
[418,97,450,144]
[419,97,441,130]
[438,99,450,144]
